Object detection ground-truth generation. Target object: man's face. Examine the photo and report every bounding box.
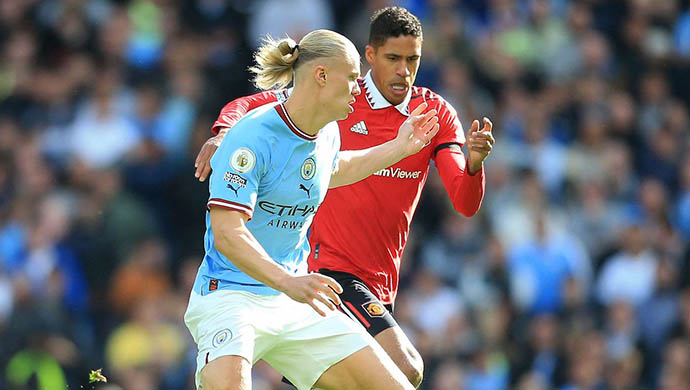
[365,35,422,105]
[323,49,361,120]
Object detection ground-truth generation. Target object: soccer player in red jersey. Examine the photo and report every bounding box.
[194,7,494,388]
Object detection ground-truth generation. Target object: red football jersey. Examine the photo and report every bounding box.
[212,72,485,304]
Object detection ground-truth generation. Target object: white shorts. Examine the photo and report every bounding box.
[184,289,372,390]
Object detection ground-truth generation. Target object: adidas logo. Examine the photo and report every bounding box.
[350,121,368,135]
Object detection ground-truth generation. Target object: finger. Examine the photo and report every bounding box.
[412,108,437,124]
[320,285,342,306]
[199,164,212,182]
[409,102,429,117]
[469,145,491,153]
[313,274,343,295]
[469,142,492,152]
[194,149,203,169]
[482,117,493,132]
[308,299,328,317]
[420,115,439,134]
[469,138,492,146]
[194,159,205,179]
[470,119,479,133]
[424,123,440,143]
[313,291,337,312]
[195,146,211,176]
[471,132,494,142]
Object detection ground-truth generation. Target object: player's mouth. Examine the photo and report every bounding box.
[390,83,409,97]
[348,98,356,113]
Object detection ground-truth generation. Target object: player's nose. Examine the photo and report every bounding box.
[396,63,411,77]
[352,82,361,96]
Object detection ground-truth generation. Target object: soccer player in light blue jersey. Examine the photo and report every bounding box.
[184,29,440,390]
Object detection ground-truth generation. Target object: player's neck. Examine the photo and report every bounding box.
[284,92,331,136]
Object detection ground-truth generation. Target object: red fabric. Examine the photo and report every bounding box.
[435,147,485,216]
[212,82,485,305]
[211,90,285,134]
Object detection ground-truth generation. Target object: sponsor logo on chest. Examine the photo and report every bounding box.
[349,120,368,135]
[372,167,423,179]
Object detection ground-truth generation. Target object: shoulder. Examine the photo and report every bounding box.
[231,103,282,138]
[221,105,283,152]
[410,86,457,117]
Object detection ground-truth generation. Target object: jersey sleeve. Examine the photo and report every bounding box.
[207,125,270,218]
[211,89,288,134]
[434,146,485,217]
[430,99,466,155]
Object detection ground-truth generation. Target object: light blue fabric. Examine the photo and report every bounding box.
[193,103,340,296]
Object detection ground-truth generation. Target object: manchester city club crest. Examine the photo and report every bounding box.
[212,328,232,347]
[230,148,256,173]
[301,157,315,180]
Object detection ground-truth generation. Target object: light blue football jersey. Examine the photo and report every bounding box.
[192,102,341,296]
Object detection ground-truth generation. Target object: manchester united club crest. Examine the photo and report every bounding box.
[301,157,315,180]
[362,301,386,317]
[230,148,255,173]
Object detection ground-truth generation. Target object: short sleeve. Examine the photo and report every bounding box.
[207,126,269,218]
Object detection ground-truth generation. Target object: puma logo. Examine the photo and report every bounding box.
[227,184,239,197]
[299,183,313,198]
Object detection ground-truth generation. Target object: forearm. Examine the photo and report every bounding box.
[211,210,291,291]
[329,140,405,188]
[436,147,485,216]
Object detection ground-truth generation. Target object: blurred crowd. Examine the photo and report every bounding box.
[0,0,688,389]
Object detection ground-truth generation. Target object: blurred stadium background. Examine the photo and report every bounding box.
[0,0,689,389]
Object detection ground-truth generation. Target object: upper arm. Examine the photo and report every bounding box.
[207,125,270,218]
[430,100,466,160]
[210,207,249,234]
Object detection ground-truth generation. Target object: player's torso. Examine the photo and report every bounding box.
[248,124,336,244]
[245,116,338,261]
[199,106,339,295]
[308,87,436,300]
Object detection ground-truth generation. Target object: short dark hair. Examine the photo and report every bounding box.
[368,7,423,48]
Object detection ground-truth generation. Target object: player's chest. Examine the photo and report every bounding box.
[260,141,333,210]
[337,110,434,170]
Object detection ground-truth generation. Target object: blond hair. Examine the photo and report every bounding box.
[249,29,356,90]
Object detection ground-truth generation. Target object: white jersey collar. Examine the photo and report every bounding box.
[362,70,412,116]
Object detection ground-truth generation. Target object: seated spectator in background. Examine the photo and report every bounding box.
[508,209,591,314]
[106,296,186,389]
[65,67,141,169]
[596,209,658,306]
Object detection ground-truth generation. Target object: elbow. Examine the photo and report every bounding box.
[455,206,478,217]
[452,198,482,217]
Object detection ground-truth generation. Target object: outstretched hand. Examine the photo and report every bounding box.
[467,117,494,174]
[280,273,343,317]
[395,102,440,157]
[194,132,226,182]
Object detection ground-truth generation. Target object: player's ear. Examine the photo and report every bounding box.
[314,65,327,87]
[365,45,376,66]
